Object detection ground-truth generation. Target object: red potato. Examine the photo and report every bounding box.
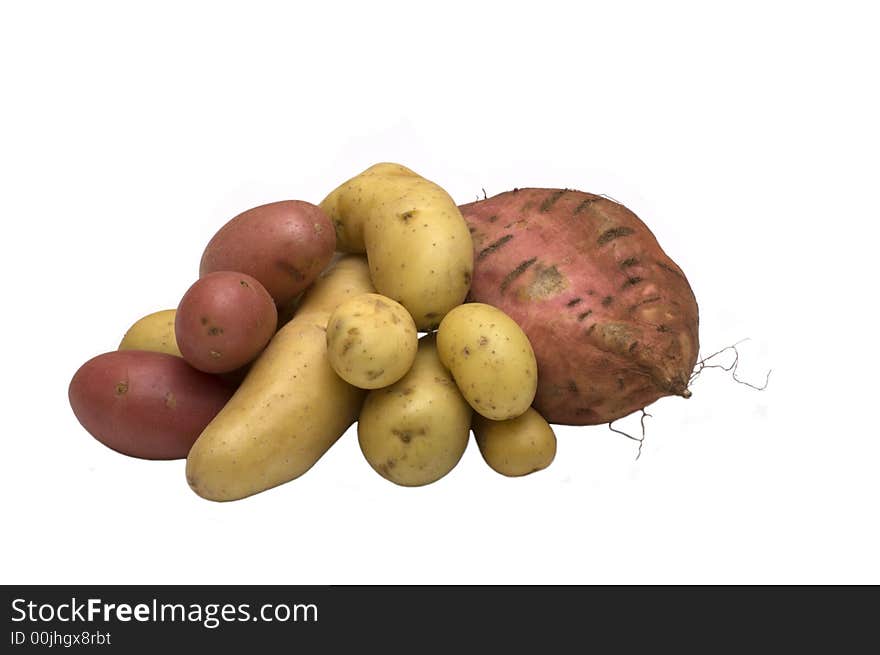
[461,188,699,426]
[200,200,336,306]
[176,271,277,374]
[68,350,233,460]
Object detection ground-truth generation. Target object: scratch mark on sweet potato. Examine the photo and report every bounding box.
[629,296,662,311]
[540,190,567,212]
[574,197,598,215]
[597,226,635,246]
[477,234,514,261]
[500,257,537,293]
[656,260,685,278]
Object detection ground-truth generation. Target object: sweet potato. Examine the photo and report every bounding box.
[460,188,699,425]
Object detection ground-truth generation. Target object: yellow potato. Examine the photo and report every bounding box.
[326,293,418,389]
[436,303,537,420]
[185,255,374,501]
[473,408,557,477]
[358,334,471,487]
[118,309,181,357]
[320,163,473,330]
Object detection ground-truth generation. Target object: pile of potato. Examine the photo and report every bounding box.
[69,163,559,501]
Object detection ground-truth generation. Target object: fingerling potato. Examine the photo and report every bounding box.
[185,255,374,501]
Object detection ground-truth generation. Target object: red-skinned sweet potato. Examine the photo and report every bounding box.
[69,350,233,459]
[461,188,699,425]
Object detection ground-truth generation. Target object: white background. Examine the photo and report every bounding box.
[1,1,877,584]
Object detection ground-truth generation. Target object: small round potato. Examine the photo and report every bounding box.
[358,335,471,486]
[119,309,181,357]
[326,293,418,389]
[473,408,557,477]
[176,271,277,374]
[437,303,537,420]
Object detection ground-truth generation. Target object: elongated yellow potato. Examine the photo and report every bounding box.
[437,303,537,420]
[185,255,374,501]
[320,163,473,330]
[358,335,471,487]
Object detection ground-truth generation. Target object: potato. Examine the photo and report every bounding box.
[461,188,700,425]
[436,303,537,420]
[320,163,473,330]
[200,200,336,306]
[472,408,557,477]
[326,293,418,389]
[175,271,277,374]
[68,350,233,460]
[358,334,471,487]
[118,309,181,357]
[185,255,374,501]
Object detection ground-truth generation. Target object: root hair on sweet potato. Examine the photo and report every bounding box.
[689,338,772,391]
[608,408,652,460]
